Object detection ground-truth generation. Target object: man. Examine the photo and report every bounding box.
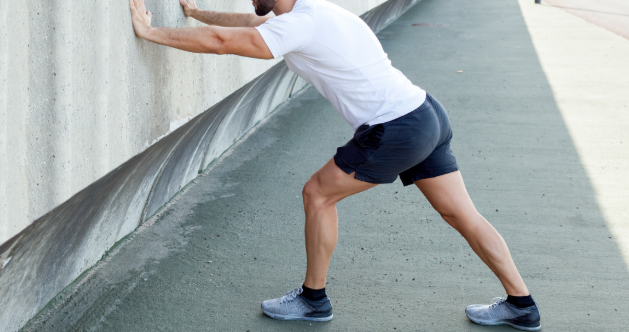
[129,0,541,330]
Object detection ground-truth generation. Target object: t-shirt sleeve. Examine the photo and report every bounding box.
[255,12,316,59]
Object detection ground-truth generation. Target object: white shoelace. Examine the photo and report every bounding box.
[490,297,506,307]
[280,287,303,304]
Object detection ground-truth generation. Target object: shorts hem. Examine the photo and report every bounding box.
[333,155,356,175]
[334,155,396,185]
[401,164,460,186]
[354,171,397,185]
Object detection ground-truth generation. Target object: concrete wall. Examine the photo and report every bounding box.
[0,0,388,245]
[0,1,420,331]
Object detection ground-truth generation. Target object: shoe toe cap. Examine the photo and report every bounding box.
[261,298,280,312]
[465,304,490,319]
[465,304,483,312]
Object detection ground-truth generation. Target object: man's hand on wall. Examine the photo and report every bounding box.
[129,0,153,38]
[180,0,199,17]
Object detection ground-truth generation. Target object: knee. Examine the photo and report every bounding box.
[439,208,480,232]
[440,212,462,231]
[302,178,336,210]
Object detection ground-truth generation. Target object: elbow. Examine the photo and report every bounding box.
[210,40,228,55]
[199,39,226,55]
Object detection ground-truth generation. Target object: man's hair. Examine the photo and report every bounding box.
[255,0,277,16]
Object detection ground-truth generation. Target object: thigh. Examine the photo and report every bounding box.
[307,158,378,202]
[398,139,458,186]
[413,171,477,218]
[399,94,459,186]
[352,104,443,184]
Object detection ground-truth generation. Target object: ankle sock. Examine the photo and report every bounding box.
[301,285,327,301]
[506,295,535,308]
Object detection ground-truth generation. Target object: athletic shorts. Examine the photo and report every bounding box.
[334,93,459,186]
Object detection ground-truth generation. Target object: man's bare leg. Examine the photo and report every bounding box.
[301,158,377,289]
[260,158,374,320]
[415,171,529,296]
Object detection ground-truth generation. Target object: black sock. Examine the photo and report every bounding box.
[506,295,535,308]
[301,285,327,301]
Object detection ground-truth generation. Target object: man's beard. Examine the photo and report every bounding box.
[254,0,276,16]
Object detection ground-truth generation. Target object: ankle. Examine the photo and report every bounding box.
[301,284,327,301]
[506,294,535,308]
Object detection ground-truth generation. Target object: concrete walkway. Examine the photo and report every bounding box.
[543,0,629,40]
[22,0,629,331]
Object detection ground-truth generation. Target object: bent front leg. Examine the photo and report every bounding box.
[302,158,377,289]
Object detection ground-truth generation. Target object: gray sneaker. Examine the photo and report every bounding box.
[261,287,333,321]
[466,297,541,331]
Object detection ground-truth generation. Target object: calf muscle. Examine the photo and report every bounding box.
[415,171,530,296]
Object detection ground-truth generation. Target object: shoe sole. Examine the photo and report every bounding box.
[466,315,541,331]
[262,309,333,322]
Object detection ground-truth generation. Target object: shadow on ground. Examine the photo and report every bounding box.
[22,0,629,331]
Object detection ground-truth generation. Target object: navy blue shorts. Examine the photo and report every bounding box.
[334,93,459,186]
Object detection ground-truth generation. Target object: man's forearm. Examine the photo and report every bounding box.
[140,25,273,59]
[191,10,267,27]
[130,0,271,58]
[144,26,221,54]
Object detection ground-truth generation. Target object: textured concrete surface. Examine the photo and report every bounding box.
[19,0,629,331]
[0,0,387,244]
[0,61,301,332]
[542,0,629,40]
[0,2,418,331]
[518,0,629,275]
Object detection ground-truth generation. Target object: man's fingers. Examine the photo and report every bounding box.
[128,0,153,37]
[129,0,145,14]
[130,0,143,14]
[130,0,151,19]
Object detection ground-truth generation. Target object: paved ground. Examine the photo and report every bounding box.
[22,0,629,331]
[543,0,629,40]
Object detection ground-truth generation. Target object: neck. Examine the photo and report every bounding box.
[273,0,298,16]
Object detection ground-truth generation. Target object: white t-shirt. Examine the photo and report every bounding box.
[255,0,426,131]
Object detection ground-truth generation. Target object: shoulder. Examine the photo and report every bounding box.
[268,0,316,25]
[257,1,316,39]
[254,0,319,58]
